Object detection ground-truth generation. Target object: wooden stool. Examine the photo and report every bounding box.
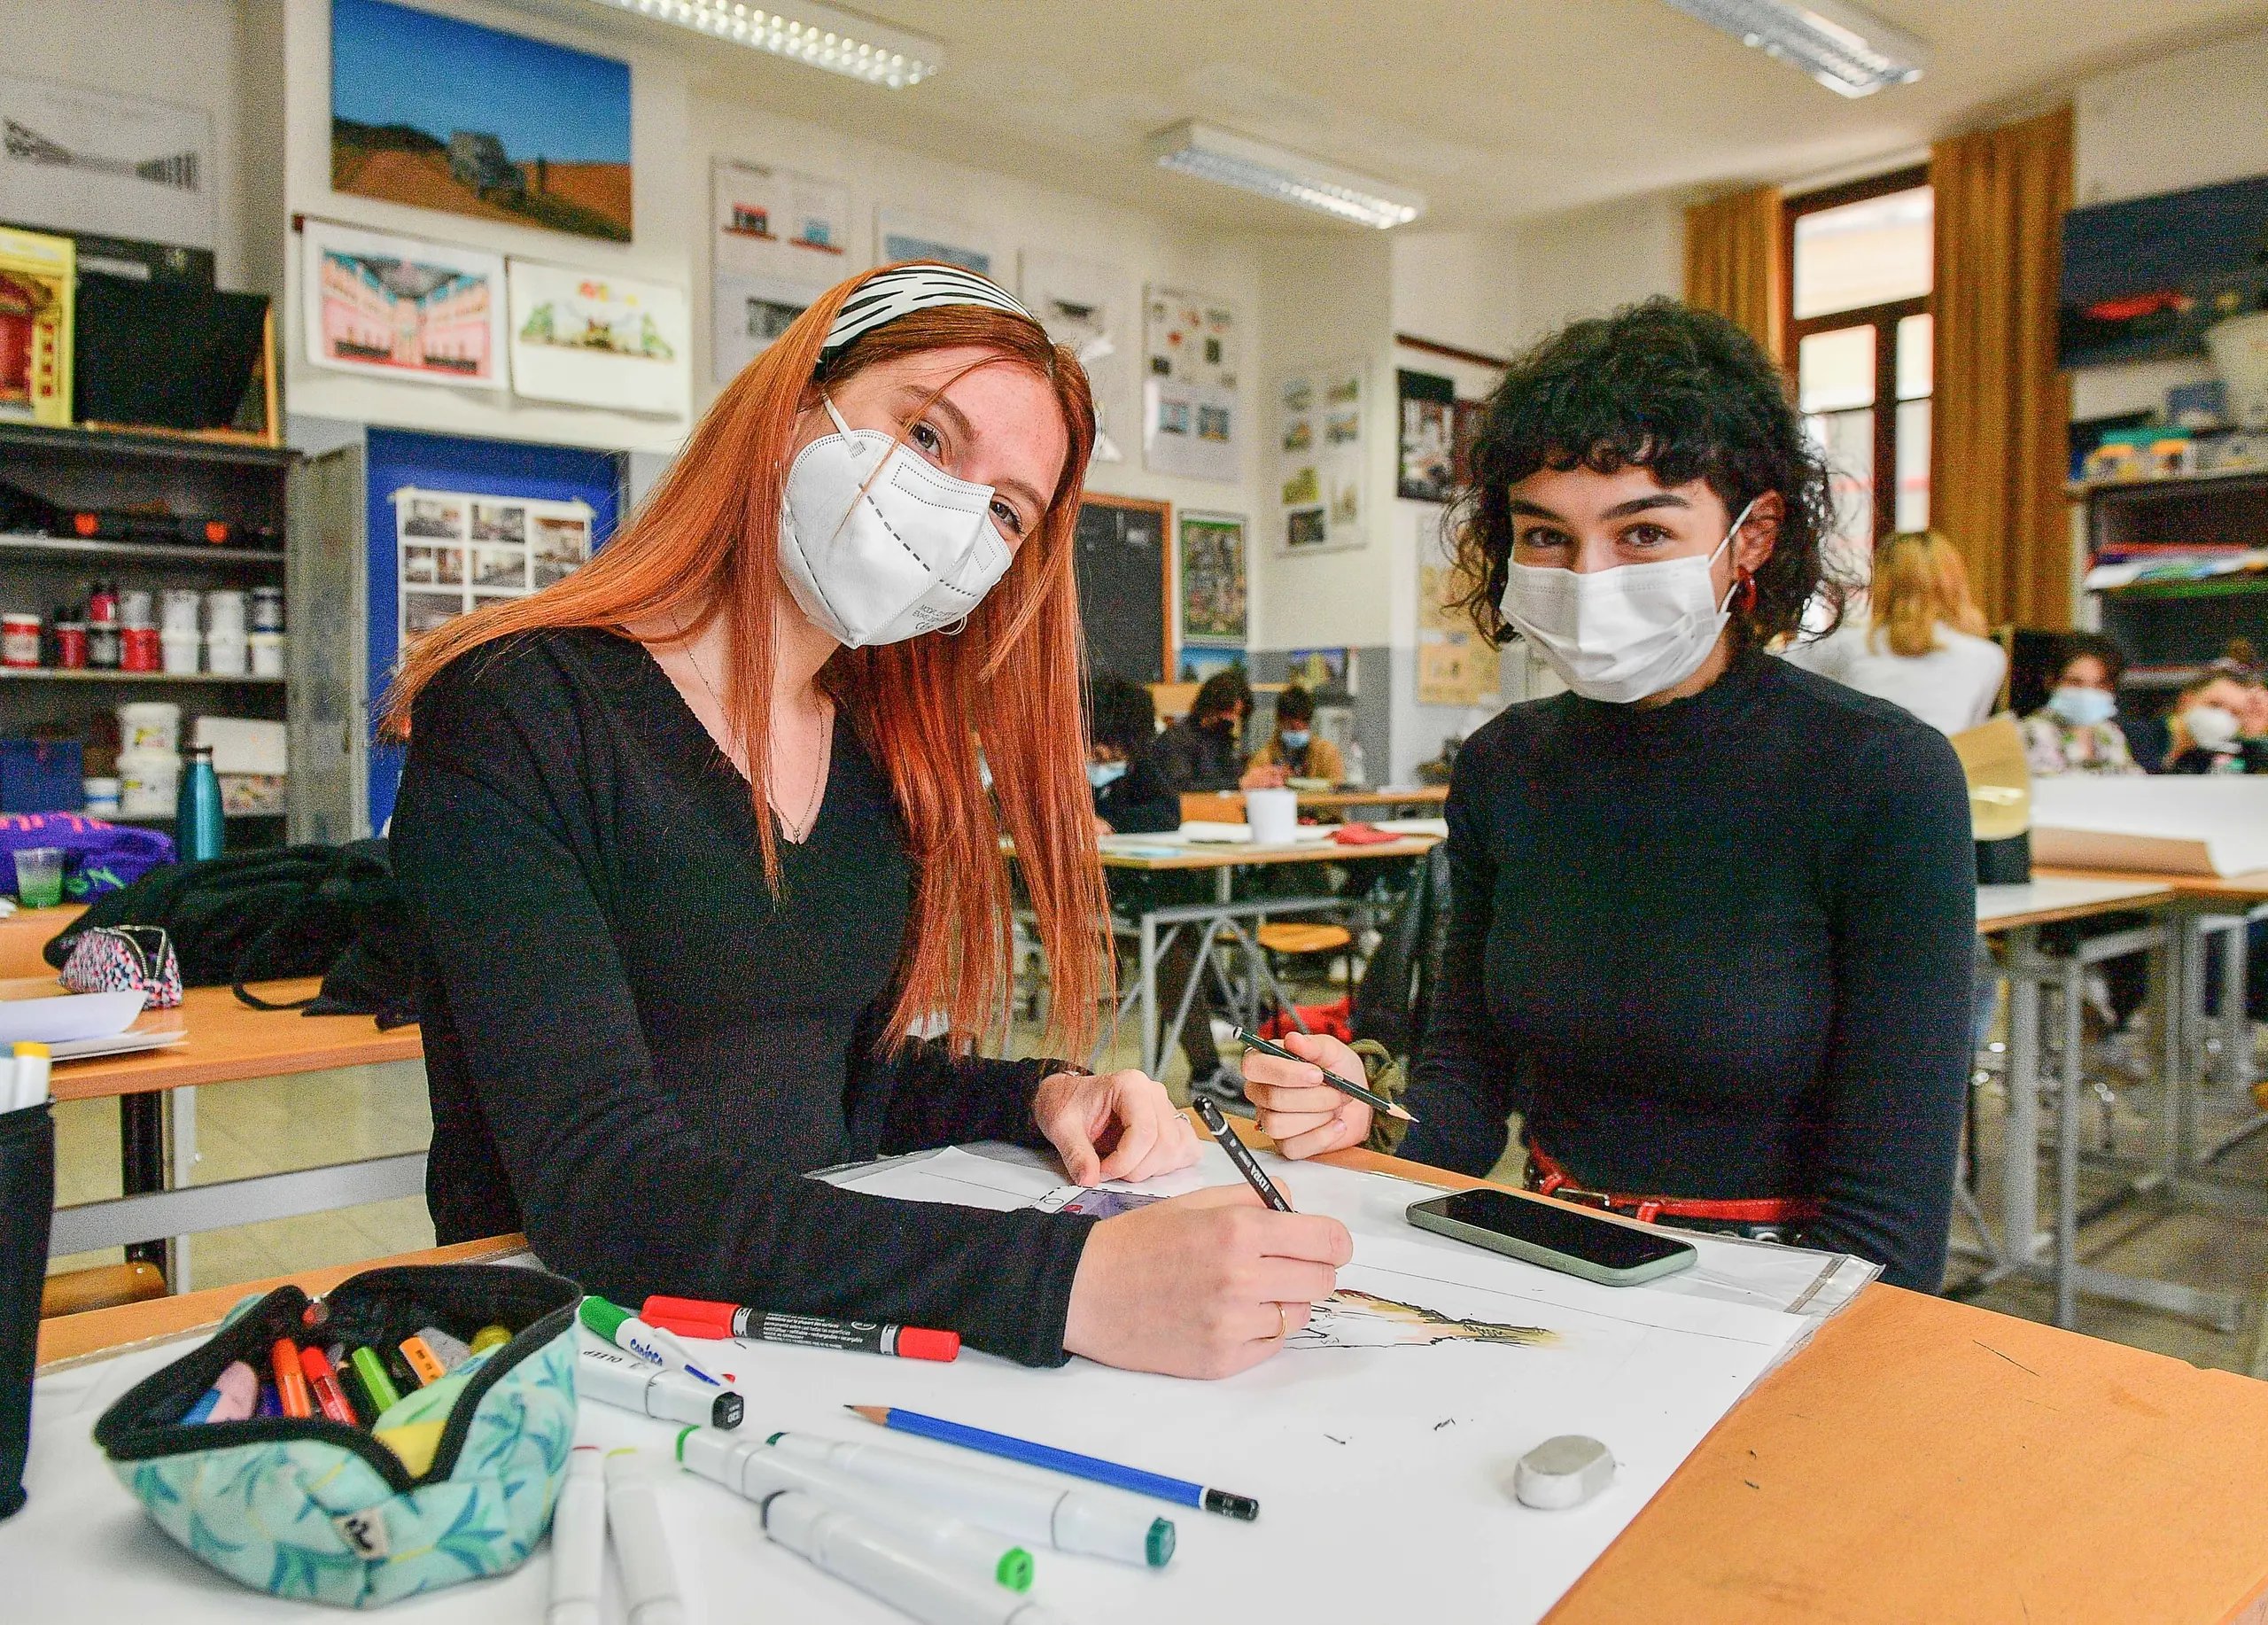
[1255,922,1353,957]
[42,1261,168,1318]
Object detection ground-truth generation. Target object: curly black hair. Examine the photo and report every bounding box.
[2050,631,2128,688]
[1449,298,1845,649]
[1086,671,1157,757]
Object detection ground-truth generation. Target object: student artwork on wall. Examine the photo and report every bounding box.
[330,0,633,245]
[1177,510,1247,646]
[874,208,1004,279]
[1398,369,1457,501]
[508,259,689,417]
[1021,250,1130,464]
[0,225,74,426]
[1285,647,1352,695]
[1278,358,1366,552]
[302,219,508,391]
[1418,560,1501,707]
[0,74,216,253]
[710,157,850,381]
[1142,286,1239,483]
[392,486,593,649]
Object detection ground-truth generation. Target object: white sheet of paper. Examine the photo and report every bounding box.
[2031,775,2268,875]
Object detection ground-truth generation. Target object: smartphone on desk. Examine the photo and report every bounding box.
[1407,1188,1697,1287]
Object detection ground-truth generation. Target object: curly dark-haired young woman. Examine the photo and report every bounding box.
[1244,299,1976,1290]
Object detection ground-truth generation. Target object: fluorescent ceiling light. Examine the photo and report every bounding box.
[1655,0,1927,97]
[1146,121,1425,230]
[585,0,944,88]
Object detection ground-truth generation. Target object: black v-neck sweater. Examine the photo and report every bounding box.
[390,628,1094,1365]
[1402,651,1975,1289]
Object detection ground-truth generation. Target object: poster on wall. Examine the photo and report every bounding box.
[1418,561,1501,707]
[508,259,689,416]
[0,73,215,253]
[1177,510,1247,646]
[1278,358,1366,552]
[1143,286,1239,483]
[712,274,816,383]
[1398,369,1456,501]
[1021,250,1130,464]
[331,0,633,245]
[875,208,1004,278]
[302,219,508,391]
[709,157,850,381]
[393,486,594,648]
[1285,648,1352,695]
[0,226,73,426]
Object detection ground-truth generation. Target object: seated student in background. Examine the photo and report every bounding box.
[1240,684,1347,788]
[2021,634,2141,776]
[1242,299,1975,1292]
[1086,673,1178,833]
[2161,672,2260,774]
[1153,669,1253,793]
[1779,530,2005,736]
[388,264,1348,1380]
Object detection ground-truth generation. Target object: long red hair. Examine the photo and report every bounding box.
[381,265,1110,1057]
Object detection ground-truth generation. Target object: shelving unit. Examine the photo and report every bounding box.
[2078,469,2268,704]
[0,423,299,849]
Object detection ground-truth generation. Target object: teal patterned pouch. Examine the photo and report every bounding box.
[93,1263,580,1606]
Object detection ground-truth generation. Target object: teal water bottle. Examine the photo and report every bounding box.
[176,743,224,862]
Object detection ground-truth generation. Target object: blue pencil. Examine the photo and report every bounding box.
[847,1404,1260,1520]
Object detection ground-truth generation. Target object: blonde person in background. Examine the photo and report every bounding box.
[2021,633,2142,776]
[1781,530,2005,736]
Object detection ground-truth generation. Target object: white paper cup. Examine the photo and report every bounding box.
[1246,787,1301,845]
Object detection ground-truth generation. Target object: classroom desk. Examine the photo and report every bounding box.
[1098,834,1439,1076]
[1294,784,1449,815]
[32,1147,2268,1625]
[5,974,425,1277]
[0,901,82,978]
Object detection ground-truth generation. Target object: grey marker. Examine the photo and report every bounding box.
[1513,1435,1615,1510]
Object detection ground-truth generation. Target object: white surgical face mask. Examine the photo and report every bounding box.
[2047,686,2116,728]
[778,399,1014,649]
[2186,704,2241,754]
[1280,729,1311,750]
[1086,759,1129,789]
[1498,499,1756,704]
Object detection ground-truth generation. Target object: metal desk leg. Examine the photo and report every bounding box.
[118,1092,167,1273]
[2220,913,2255,1092]
[2055,955,2085,1329]
[167,1085,197,1293]
[1139,912,1159,1080]
[2000,926,2043,1275]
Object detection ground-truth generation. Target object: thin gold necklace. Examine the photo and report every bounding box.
[677,620,831,843]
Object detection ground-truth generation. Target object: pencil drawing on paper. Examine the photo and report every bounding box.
[1288,1288,1557,1350]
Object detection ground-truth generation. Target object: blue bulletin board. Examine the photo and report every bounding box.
[364,429,625,831]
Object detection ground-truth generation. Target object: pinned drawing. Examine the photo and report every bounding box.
[1288,1289,1556,1350]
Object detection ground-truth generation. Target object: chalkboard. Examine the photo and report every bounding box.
[1073,494,1170,682]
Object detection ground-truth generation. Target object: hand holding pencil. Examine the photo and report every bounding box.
[1239,1029,1398,1161]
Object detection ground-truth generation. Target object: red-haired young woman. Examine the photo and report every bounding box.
[385,265,1349,1376]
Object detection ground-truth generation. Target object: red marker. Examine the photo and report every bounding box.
[270,1338,313,1419]
[642,1296,959,1363]
[299,1345,361,1427]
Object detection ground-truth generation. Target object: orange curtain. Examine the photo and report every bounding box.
[1931,105,2074,629]
[1684,186,1785,365]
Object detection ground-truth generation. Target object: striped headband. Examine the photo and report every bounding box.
[821,263,1034,356]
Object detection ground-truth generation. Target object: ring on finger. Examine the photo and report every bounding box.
[1275,1302,1289,1341]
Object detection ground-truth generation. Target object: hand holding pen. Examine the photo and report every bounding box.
[1237,1029,1402,1162]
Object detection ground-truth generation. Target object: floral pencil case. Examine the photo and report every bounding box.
[94,1263,581,1607]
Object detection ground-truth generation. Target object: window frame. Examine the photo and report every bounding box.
[1783,164,1931,544]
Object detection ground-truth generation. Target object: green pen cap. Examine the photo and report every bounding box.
[997,1549,1033,1592]
[349,1346,401,1415]
[1146,1518,1176,1567]
[579,1295,632,1341]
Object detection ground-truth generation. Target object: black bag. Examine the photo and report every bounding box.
[0,1100,54,1520]
[1349,843,1453,1062]
[44,839,417,1025]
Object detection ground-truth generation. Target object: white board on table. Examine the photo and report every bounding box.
[2031,776,2268,876]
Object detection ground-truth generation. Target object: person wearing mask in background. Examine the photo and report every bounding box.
[1781,530,2005,735]
[1241,684,1348,788]
[1153,669,1253,793]
[1086,673,1179,834]
[387,264,1348,1380]
[2161,673,2261,774]
[1242,299,1975,1292]
[2021,634,2141,776]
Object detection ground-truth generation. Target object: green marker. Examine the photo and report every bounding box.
[349,1346,401,1415]
[579,1295,723,1386]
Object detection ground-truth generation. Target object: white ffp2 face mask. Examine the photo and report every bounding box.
[1498,499,1756,704]
[777,399,1014,649]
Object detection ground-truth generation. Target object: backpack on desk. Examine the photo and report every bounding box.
[43,838,416,1024]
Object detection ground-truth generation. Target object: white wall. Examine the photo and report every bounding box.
[1508,190,1685,349]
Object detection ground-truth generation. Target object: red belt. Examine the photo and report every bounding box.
[1525,1145,1822,1227]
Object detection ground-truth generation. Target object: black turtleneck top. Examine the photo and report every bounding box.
[1402,651,1976,1290]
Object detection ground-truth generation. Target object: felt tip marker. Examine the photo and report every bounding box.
[299,1346,361,1427]
[548,1446,605,1625]
[10,1042,50,1112]
[642,1296,959,1363]
[400,1334,448,1388]
[415,1326,472,1372]
[767,1431,1175,1568]
[1192,1095,1294,1212]
[603,1450,686,1625]
[579,1296,721,1386]
[270,1338,313,1419]
[760,1491,1068,1625]
[350,1346,401,1415]
[850,1406,1261,1521]
[577,1346,743,1430]
[677,1427,1034,1592]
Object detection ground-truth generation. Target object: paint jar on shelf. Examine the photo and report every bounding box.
[249,632,285,678]
[205,631,248,677]
[160,630,201,674]
[117,750,179,817]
